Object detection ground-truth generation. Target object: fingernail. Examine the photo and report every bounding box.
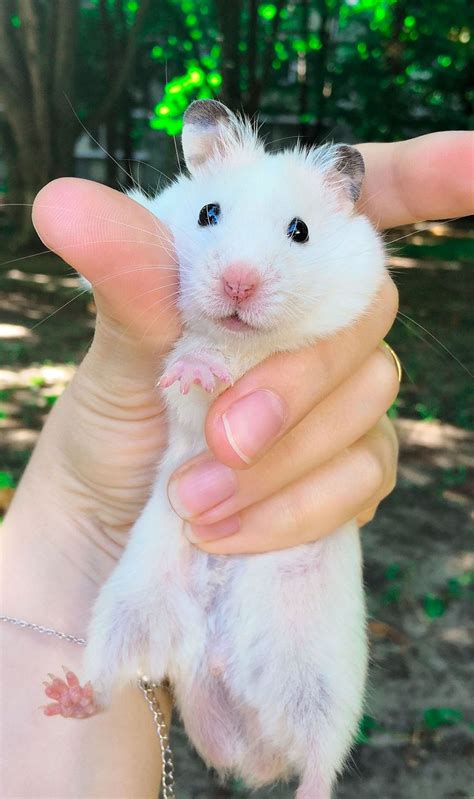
[186,514,241,543]
[168,460,237,519]
[221,390,286,464]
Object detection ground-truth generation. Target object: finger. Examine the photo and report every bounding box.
[204,274,398,468]
[192,422,398,555]
[32,178,181,351]
[356,415,399,526]
[168,346,400,524]
[357,132,474,229]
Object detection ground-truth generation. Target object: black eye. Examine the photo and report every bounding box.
[287,217,309,243]
[198,203,221,226]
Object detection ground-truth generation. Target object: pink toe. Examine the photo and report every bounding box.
[69,686,83,704]
[63,667,80,688]
[43,703,62,716]
[83,681,94,698]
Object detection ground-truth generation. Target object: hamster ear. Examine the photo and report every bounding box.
[317,144,365,204]
[182,99,260,173]
[182,99,235,172]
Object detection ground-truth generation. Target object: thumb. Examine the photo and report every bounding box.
[32,178,181,354]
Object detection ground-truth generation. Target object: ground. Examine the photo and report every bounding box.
[0,223,473,798]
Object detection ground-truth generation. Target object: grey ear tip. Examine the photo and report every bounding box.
[183,99,231,126]
[337,144,365,174]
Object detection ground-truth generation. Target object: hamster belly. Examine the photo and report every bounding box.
[169,523,367,788]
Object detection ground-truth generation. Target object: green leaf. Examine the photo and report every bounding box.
[385,563,402,581]
[423,708,463,729]
[355,714,381,744]
[447,577,463,598]
[29,375,46,387]
[423,593,446,618]
[0,471,14,489]
[382,585,401,605]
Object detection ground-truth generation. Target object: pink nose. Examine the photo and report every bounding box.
[222,263,259,303]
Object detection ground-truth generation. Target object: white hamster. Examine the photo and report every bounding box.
[84,100,386,798]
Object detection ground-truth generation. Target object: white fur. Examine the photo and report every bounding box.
[85,104,385,798]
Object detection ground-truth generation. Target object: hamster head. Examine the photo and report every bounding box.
[147,100,386,352]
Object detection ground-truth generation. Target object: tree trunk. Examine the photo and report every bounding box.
[215,0,243,109]
[0,0,80,249]
[246,0,259,112]
[310,1,332,144]
[244,0,286,116]
[0,0,149,248]
[298,0,310,139]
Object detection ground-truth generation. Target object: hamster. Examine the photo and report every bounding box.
[82,101,386,798]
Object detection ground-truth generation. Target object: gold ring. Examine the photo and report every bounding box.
[381,340,402,382]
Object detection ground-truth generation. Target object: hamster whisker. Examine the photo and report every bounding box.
[27,201,180,249]
[123,159,175,186]
[64,96,136,189]
[385,217,463,247]
[118,288,182,340]
[354,187,385,229]
[396,310,473,377]
[395,314,446,371]
[115,282,181,312]
[28,268,182,331]
[30,288,94,330]
[136,295,182,345]
[0,237,180,273]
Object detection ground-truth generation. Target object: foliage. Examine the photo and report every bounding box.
[0,471,15,489]
[355,713,383,743]
[1,0,472,230]
[377,560,474,615]
[423,707,464,729]
[141,0,473,141]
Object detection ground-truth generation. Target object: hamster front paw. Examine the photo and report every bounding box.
[42,666,97,719]
[159,353,231,394]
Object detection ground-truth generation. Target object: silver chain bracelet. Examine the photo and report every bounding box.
[1,614,175,799]
[138,676,175,798]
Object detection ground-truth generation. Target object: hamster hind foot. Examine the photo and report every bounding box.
[42,667,97,718]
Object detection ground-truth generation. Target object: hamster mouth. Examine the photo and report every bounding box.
[218,312,255,332]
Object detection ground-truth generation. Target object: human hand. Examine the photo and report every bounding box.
[162,130,474,553]
[19,130,472,571]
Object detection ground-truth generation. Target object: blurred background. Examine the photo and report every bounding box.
[0,2,473,797]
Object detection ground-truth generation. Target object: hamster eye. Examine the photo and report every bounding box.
[287,217,309,243]
[198,203,221,226]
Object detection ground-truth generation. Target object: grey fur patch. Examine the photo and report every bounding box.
[332,144,365,203]
[182,100,236,170]
[183,99,232,129]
